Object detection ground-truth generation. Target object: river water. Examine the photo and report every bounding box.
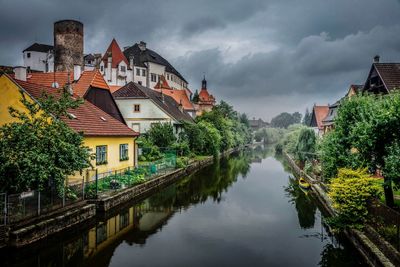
[3,146,364,266]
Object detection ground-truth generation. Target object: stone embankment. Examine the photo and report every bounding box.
[283,151,400,267]
[2,148,239,248]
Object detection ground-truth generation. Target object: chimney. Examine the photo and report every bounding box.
[73,64,81,81]
[66,71,73,95]
[138,41,146,52]
[14,66,27,81]
[129,55,134,69]
[374,55,380,63]
[178,100,184,113]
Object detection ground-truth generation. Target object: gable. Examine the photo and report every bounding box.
[85,87,125,123]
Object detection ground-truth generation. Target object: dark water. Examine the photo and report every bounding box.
[3,147,364,267]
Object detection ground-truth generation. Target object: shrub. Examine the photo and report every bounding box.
[147,123,176,148]
[327,168,382,229]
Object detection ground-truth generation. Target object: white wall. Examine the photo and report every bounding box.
[23,51,54,72]
[115,98,177,133]
[148,62,166,89]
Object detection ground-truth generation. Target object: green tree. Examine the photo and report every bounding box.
[270,112,302,128]
[147,123,176,148]
[0,88,92,193]
[303,108,312,126]
[192,90,199,103]
[295,127,316,163]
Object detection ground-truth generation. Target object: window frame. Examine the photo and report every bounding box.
[119,144,129,161]
[136,68,140,76]
[133,104,140,113]
[96,145,108,165]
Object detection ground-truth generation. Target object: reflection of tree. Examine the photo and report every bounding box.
[284,176,317,229]
[147,151,253,209]
[319,243,360,267]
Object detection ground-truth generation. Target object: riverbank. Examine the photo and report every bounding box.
[2,148,240,248]
[283,151,400,267]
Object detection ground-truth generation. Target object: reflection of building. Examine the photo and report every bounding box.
[84,202,174,260]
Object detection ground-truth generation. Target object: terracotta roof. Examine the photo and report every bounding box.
[25,72,73,88]
[73,70,110,97]
[113,82,193,122]
[102,39,129,68]
[23,43,53,53]
[311,105,329,130]
[199,88,215,104]
[11,77,138,137]
[373,63,400,91]
[154,75,172,90]
[153,88,194,111]
[109,85,122,93]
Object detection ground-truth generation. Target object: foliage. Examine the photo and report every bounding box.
[270,112,302,128]
[137,136,163,161]
[295,127,316,163]
[192,90,199,103]
[147,123,176,148]
[280,124,307,155]
[0,88,92,194]
[302,108,312,126]
[254,127,284,144]
[319,93,400,205]
[327,168,382,229]
[85,169,146,198]
[176,157,189,168]
[171,140,190,157]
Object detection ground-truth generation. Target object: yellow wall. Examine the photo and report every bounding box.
[69,136,136,183]
[0,75,137,185]
[0,75,33,126]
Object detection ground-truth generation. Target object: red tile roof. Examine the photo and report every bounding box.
[154,75,172,90]
[153,88,195,111]
[73,70,110,96]
[312,105,329,130]
[26,71,73,88]
[102,38,129,68]
[11,77,138,137]
[199,88,215,104]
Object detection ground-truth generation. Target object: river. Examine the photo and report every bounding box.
[3,146,364,266]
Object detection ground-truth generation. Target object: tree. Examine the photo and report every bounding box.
[295,127,316,164]
[303,108,312,126]
[0,88,92,194]
[147,123,176,148]
[320,93,400,206]
[192,90,199,103]
[270,112,302,128]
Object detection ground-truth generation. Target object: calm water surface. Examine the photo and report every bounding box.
[3,147,363,266]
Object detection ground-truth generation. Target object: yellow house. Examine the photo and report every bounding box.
[0,74,139,184]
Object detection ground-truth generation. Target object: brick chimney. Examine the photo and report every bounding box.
[14,66,27,81]
[374,55,380,63]
[73,64,81,81]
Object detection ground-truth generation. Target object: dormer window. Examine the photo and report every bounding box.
[27,52,31,58]
[120,66,126,72]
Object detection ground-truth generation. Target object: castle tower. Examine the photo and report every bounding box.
[54,20,84,72]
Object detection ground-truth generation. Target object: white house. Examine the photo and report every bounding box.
[112,82,193,134]
[22,43,54,72]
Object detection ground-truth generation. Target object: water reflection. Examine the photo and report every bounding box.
[2,146,363,267]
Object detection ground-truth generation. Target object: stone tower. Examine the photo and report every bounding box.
[54,20,83,72]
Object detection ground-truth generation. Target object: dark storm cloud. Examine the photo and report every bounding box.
[1,0,400,118]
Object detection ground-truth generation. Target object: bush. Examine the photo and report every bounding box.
[147,123,176,148]
[295,127,316,163]
[176,157,189,168]
[327,168,382,229]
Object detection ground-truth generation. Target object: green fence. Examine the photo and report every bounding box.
[85,150,177,198]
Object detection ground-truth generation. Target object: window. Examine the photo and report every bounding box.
[131,123,140,133]
[151,73,157,82]
[142,69,146,76]
[136,68,140,76]
[167,74,169,80]
[119,144,129,161]
[96,145,107,165]
[138,81,142,85]
[133,104,140,112]
[100,66,104,72]
[27,52,31,58]
[120,65,126,72]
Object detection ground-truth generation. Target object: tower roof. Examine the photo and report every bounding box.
[102,38,129,68]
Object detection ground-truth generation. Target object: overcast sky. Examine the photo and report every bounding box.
[1,0,400,120]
